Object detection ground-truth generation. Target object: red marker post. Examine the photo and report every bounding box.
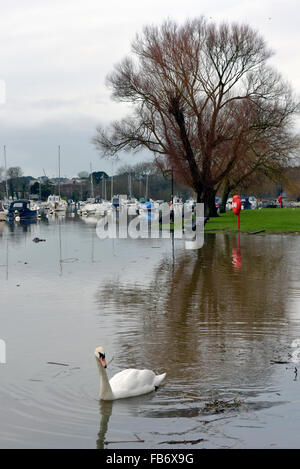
[232,195,242,230]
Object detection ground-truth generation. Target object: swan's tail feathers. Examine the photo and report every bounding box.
[154,372,166,387]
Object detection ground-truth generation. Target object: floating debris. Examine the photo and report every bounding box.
[249,230,266,235]
[184,394,244,414]
[270,360,289,364]
[159,438,205,445]
[60,257,79,263]
[198,415,235,424]
[47,361,69,367]
[32,238,46,243]
[202,397,243,414]
[105,434,144,445]
[184,395,211,401]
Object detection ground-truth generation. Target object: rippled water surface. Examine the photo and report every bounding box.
[1,214,300,448]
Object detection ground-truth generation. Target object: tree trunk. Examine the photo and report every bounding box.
[219,180,231,214]
[200,187,218,217]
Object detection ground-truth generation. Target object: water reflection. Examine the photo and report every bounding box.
[0,236,9,280]
[96,401,113,449]
[6,219,37,234]
[232,233,242,271]
[96,234,290,399]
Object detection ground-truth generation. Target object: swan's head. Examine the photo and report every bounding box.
[94,346,107,368]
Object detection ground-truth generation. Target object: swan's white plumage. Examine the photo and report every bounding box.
[109,368,166,399]
[94,346,166,400]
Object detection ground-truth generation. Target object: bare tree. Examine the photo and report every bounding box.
[93,17,299,216]
[77,171,89,179]
[7,166,23,198]
[218,96,300,211]
[7,166,23,179]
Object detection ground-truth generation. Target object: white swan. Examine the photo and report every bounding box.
[94,346,166,400]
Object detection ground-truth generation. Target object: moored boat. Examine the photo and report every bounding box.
[46,195,67,213]
[80,198,111,216]
[7,200,38,220]
[0,201,8,221]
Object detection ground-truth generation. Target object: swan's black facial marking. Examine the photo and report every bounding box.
[98,352,107,368]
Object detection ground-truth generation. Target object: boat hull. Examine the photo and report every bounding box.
[8,209,38,220]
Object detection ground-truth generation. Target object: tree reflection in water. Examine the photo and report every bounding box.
[95,234,289,398]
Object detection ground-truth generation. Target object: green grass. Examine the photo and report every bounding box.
[204,207,300,233]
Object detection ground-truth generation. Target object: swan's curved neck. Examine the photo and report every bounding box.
[96,358,114,400]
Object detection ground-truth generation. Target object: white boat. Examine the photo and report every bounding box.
[46,195,67,213]
[249,196,257,209]
[226,197,233,210]
[111,195,128,210]
[0,202,7,221]
[30,200,44,213]
[0,201,10,221]
[123,197,141,215]
[81,198,111,216]
[55,202,67,213]
[141,199,159,213]
[172,196,183,210]
[184,199,195,212]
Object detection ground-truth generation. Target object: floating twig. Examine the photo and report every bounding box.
[198,415,237,424]
[159,438,205,445]
[47,361,69,367]
[249,230,265,235]
[105,433,144,445]
[270,360,289,364]
[184,395,211,401]
[105,439,144,445]
[107,355,115,366]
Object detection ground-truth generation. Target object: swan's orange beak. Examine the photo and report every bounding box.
[100,356,107,368]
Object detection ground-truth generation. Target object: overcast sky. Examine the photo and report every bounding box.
[0,0,299,178]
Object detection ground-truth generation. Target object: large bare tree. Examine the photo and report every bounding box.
[93,17,299,216]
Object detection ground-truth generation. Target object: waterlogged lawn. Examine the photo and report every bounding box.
[204,207,300,233]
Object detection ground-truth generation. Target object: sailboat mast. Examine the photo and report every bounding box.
[58,145,61,198]
[128,172,132,199]
[145,174,149,199]
[3,145,9,200]
[90,163,94,199]
[111,162,114,201]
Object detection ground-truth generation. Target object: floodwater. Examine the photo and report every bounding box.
[1,213,300,449]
